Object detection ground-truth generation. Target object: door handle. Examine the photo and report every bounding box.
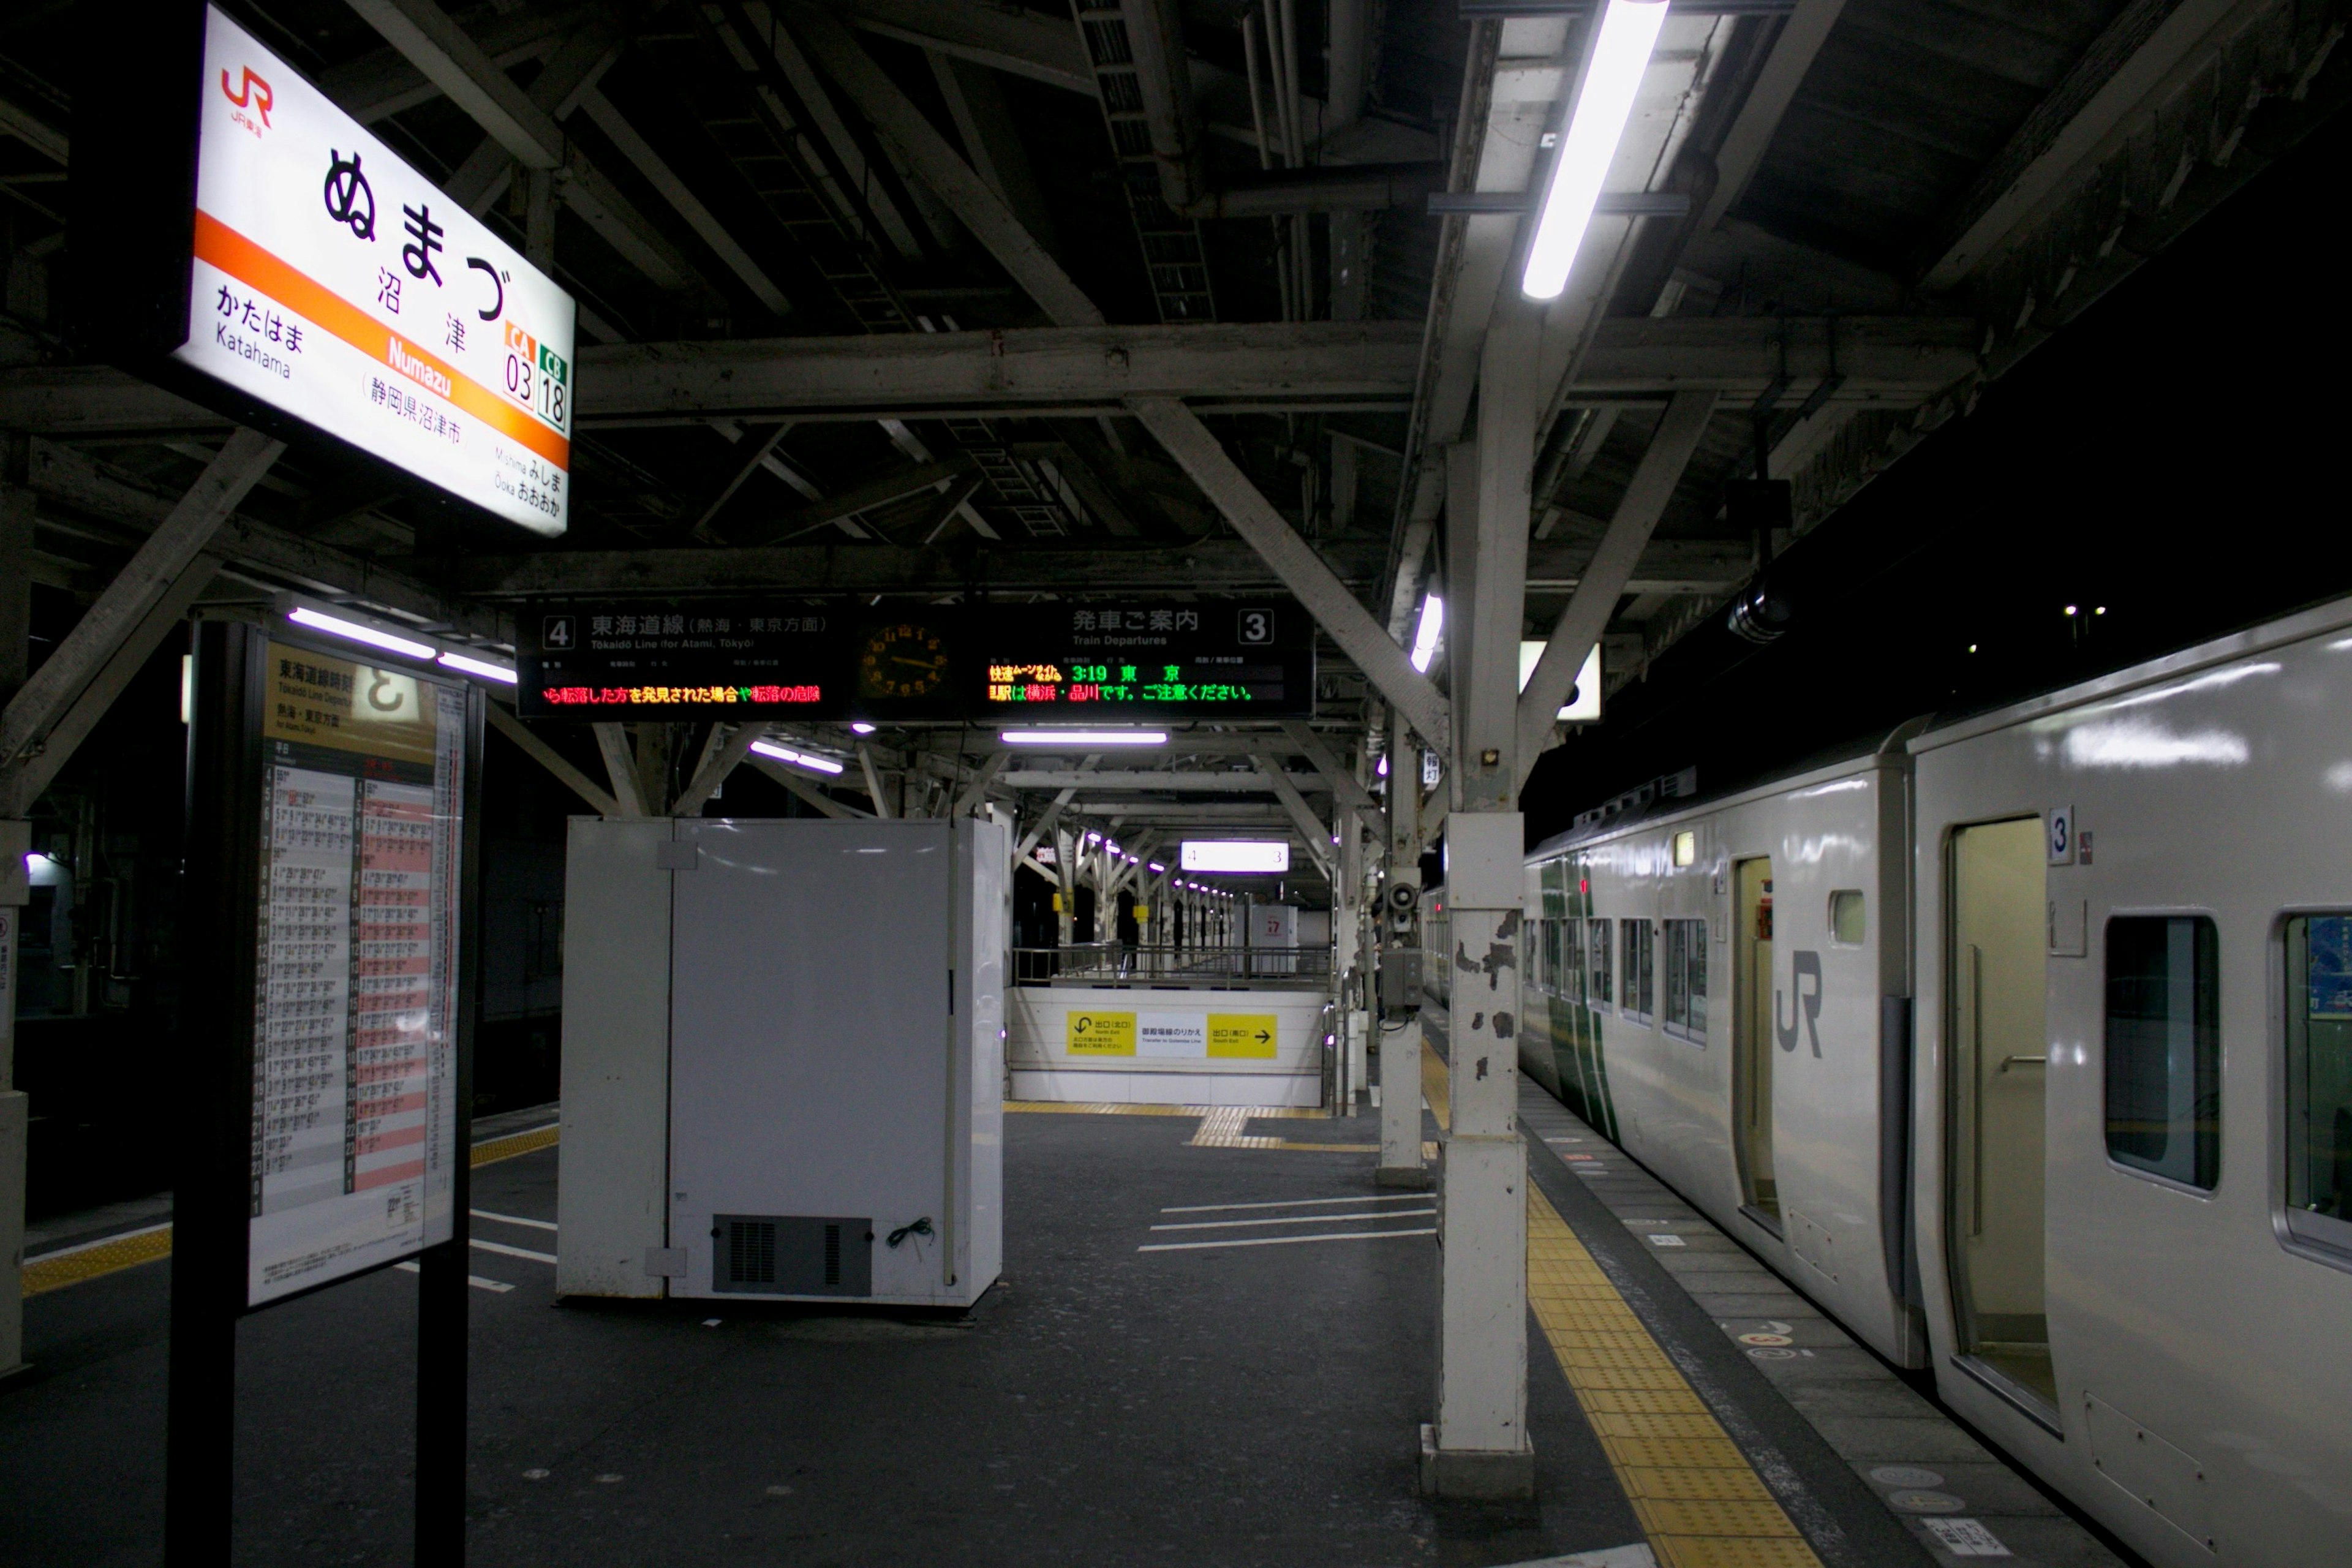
[1998,1055,2048,1074]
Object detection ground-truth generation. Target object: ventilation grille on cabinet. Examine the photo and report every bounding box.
[711,1214,872,1296]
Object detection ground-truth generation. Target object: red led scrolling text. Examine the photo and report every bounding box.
[537,684,823,706]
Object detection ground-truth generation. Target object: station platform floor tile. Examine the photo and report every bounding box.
[7,1100,1630,1567]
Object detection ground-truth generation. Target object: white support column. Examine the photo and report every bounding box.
[1423,296,1540,1500]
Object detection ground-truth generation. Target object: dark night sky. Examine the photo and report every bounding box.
[1520,99,2352,847]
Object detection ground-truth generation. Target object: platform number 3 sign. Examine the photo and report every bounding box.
[2047,805,2076,866]
[1237,609,1275,645]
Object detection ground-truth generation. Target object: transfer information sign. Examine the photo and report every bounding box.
[176,6,573,534]
[247,643,467,1305]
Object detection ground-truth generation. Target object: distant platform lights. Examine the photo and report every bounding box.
[748,739,845,775]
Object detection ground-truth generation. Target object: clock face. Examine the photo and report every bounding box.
[857,622,949,701]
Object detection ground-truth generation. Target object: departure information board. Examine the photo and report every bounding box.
[520,605,839,719]
[247,642,466,1305]
[518,600,1314,720]
[973,601,1310,718]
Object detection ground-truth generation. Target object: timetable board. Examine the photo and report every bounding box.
[246,642,467,1305]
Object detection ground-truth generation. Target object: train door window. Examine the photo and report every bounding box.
[1733,859,1779,1223]
[1830,890,1866,947]
[2283,916,2352,1262]
[1588,919,1614,1009]
[2104,916,2220,1191]
[1622,919,1654,1024]
[1541,918,1564,997]
[1948,818,2055,1414]
[1664,919,1708,1042]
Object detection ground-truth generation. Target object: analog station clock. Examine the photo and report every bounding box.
[857,621,949,701]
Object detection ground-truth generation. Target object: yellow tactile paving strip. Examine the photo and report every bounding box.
[1528,1185,1824,1568]
[470,1123,560,1167]
[22,1122,564,1298]
[22,1224,175,1297]
[1422,1036,1452,1132]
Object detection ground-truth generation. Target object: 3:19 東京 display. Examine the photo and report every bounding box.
[173,5,573,535]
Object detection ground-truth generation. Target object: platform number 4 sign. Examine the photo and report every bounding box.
[542,614,575,652]
[2047,805,2076,866]
[1236,608,1275,645]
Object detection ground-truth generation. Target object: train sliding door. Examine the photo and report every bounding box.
[1733,858,1779,1227]
[1947,818,2055,1412]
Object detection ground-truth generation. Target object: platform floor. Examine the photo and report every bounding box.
[2,1046,2143,1568]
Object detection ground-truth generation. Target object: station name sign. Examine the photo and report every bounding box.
[517,600,1314,721]
[78,5,575,536]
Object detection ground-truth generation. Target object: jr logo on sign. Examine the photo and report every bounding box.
[221,65,272,129]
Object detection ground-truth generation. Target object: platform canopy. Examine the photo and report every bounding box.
[4,0,2343,845]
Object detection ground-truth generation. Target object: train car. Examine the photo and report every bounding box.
[1907,600,2352,1567]
[1519,734,1924,1368]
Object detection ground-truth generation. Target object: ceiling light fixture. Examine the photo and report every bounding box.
[1521,0,1669,300]
[1409,595,1445,673]
[436,650,518,684]
[1000,729,1168,746]
[851,722,877,734]
[749,739,845,776]
[287,606,437,662]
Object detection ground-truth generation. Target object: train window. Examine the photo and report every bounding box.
[1623,919,1656,1024]
[1663,919,1708,1040]
[2283,916,2352,1257]
[2104,916,2220,1191]
[1540,918,1564,996]
[1588,919,1613,1008]
[1830,890,1865,947]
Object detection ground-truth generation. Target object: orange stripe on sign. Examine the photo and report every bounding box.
[192,211,570,470]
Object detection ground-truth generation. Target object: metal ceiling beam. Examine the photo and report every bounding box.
[1128,395,1451,750]
[441,532,1746,600]
[323,1,584,121]
[786,3,1104,330]
[1695,0,1849,232]
[826,0,1096,96]
[1515,390,1717,783]
[998,771,1329,793]
[0,319,1968,434]
[570,323,1420,421]
[485,699,621,816]
[0,430,282,802]
[344,0,569,167]
[576,88,794,317]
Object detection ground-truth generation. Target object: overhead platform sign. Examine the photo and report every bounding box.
[517,599,1314,720]
[77,4,574,535]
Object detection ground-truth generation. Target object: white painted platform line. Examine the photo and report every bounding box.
[1497,1548,1656,1568]
[393,1261,514,1293]
[1140,1227,1436,1253]
[470,1208,558,1232]
[470,1237,558,1264]
[1159,1194,1434,1215]
[1152,1208,1436,1232]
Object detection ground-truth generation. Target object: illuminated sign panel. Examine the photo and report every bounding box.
[518,599,1313,722]
[173,7,573,534]
[976,603,1311,718]
[519,605,840,719]
[1181,840,1291,873]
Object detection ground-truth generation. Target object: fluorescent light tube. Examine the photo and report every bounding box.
[1409,594,1444,673]
[1521,0,1668,301]
[437,650,518,684]
[850,722,877,734]
[749,739,845,775]
[287,606,437,662]
[1000,729,1168,745]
